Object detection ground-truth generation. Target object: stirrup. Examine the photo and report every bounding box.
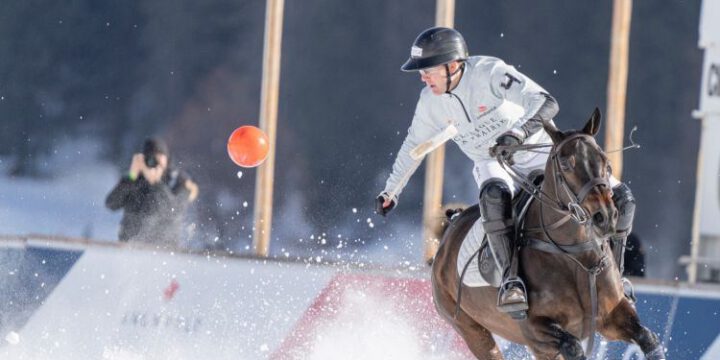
[497,277,528,320]
[622,277,637,304]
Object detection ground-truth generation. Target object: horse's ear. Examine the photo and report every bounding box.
[542,119,563,144]
[583,108,602,136]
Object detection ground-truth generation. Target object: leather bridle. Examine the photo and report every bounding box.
[496,133,611,230]
[548,134,611,225]
[495,133,614,356]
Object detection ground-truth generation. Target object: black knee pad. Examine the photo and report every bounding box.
[612,182,636,232]
[479,180,512,203]
[479,180,512,221]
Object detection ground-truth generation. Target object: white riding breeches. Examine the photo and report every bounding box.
[472,151,549,197]
[472,152,621,196]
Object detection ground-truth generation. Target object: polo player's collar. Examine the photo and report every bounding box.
[446,61,472,97]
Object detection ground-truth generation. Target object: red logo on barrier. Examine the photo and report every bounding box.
[163,279,180,301]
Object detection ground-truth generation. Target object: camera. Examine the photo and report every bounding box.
[145,154,158,168]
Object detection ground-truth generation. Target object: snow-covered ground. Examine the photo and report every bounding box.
[0,242,474,360]
[0,137,432,270]
[0,140,424,268]
[2,141,720,360]
[4,239,719,360]
[0,141,122,241]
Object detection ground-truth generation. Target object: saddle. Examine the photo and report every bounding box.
[456,171,544,288]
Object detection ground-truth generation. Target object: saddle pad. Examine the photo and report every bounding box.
[456,219,491,287]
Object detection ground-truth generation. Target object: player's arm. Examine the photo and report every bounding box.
[376,97,441,216]
[489,61,559,141]
[105,154,145,210]
[382,98,441,200]
[105,177,139,210]
[172,172,199,203]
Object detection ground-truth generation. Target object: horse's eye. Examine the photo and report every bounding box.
[559,158,572,171]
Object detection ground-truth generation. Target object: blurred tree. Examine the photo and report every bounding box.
[0,0,144,176]
[0,0,705,275]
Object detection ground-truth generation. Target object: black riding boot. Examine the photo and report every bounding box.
[611,231,636,302]
[612,183,637,303]
[480,181,528,317]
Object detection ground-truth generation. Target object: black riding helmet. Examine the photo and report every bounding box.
[401,27,468,72]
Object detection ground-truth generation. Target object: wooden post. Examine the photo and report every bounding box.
[253,0,285,257]
[421,0,456,264]
[435,0,455,28]
[605,0,633,179]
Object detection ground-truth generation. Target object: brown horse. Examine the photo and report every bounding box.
[431,109,665,359]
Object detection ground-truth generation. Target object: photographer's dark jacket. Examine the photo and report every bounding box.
[105,168,192,245]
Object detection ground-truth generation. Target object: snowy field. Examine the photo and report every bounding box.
[2,143,720,360]
[2,239,720,360]
[0,141,424,266]
[0,241,474,360]
[0,141,121,241]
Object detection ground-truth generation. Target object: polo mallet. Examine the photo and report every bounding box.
[385,124,458,202]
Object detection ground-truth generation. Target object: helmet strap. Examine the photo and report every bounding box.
[444,62,465,94]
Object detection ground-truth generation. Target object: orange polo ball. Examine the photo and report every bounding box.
[227,126,269,168]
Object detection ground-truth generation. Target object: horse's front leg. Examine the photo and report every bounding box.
[600,299,666,360]
[450,307,505,360]
[433,292,504,359]
[522,318,586,360]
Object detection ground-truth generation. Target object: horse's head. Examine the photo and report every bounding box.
[542,108,618,238]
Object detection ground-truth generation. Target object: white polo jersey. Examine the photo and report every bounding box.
[383,55,554,198]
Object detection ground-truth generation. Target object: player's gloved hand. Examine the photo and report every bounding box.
[375,192,397,217]
[490,132,522,165]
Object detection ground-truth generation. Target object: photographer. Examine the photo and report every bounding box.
[106,138,198,246]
